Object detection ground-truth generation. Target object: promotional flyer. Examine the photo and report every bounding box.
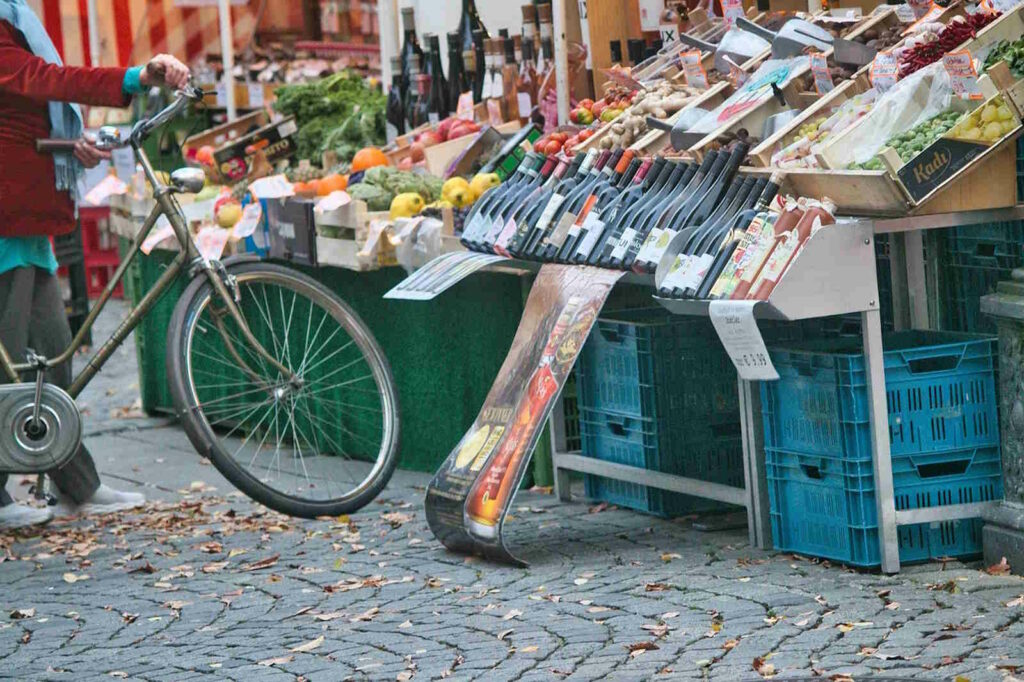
[424,265,624,564]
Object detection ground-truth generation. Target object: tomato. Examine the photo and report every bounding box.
[569,109,581,124]
[544,140,563,155]
[580,129,594,140]
[578,98,594,111]
[534,138,549,153]
[550,131,569,143]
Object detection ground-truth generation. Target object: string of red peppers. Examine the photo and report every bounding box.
[898,11,1001,79]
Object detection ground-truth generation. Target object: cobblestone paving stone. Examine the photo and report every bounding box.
[0,304,1023,682]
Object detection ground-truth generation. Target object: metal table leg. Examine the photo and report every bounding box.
[904,230,929,329]
[550,395,573,502]
[739,379,771,549]
[862,307,900,573]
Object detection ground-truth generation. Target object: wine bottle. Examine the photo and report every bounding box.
[477,155,559,251]
[583,157,669,266]
[495,156,572,255]
[463,153,547,249]
[528,149,629,260]
[610,40,623,65]
[538,150,636,262]
[399,8,424,123]
[696,172,784,300]
[502,37,520,122]
[600,159,689,268]
[516,39,537,126]
[557,155,643,263]
[632,153,721,272]
[447,31,470,104]
[408,61,431,129]
[472,29,487,102]
[522,4,538,62]
[622,160,707,271]
[510,151,601,257]
[425,34,448,122]
[385,56,406,143]
[458,0,488,98]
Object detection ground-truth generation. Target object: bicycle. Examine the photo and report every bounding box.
[2,84,400,518]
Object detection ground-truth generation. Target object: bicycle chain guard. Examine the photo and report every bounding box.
[0,384,82,474]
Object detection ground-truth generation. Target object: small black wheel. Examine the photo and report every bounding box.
[166,261,400,518]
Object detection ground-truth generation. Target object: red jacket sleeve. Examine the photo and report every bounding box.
[0,21,128,107]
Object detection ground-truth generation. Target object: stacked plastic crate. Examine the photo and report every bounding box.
[79,207,123,298]
[576,310,745,516]
[761,331,1003,567]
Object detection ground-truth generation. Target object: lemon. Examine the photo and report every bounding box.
[981,105,998,123]
[997,105,1014,122]
[449,188,475,208]
[469,173,501,199]
[1002,120,1017,136]
[389,192,425,219]
[442,177,471,203]
[983,122,1003,141]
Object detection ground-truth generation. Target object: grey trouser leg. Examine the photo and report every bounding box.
[0,266,100,505]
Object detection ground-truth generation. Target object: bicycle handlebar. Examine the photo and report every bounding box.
[131,82,205,144]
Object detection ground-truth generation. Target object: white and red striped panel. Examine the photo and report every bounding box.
[25,0,260,68]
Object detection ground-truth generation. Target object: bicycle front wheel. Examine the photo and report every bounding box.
[167,261,400,518]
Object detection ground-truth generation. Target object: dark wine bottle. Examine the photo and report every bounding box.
[619,160,704,270]
[557,155,642,263]
[472,29,487,102]
[408,61,431,129]
[584,157,669,266]
[425,34,448,122]
[600,159,688,268]
[385,56,406,143]
[462,153,546,248]
[494,156,570,255]
[610,40,623,64]
[399,7,424,123]
[694,174,782,299]
[447,31,470,103]
[510,151,600,257]
[458,0,488,97]
[476,155,558,251]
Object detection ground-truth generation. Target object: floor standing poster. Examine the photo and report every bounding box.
[425,265,624,565]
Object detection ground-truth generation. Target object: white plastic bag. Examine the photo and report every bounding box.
[828,62,953,167]
[395,216,443,274]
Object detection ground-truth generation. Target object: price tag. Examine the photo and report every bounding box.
[196,225,231,262]
[659,23,678,44]
[907,0,932,18]
[637,0,662,31]
[141,223,177,255]
[457,92,475,120]
[869,51,899,92]
[904,2,943,33]
[722,0,746,27]
[810,53,834,94]
[516,92,533,118]
[894,3,917,22]
[215,81,227,107]
[247,82,264,108]
[708,300,779,381]
[729,61,749,88]
[681,49,709,90]
[232,202,264,239]
[943,50,984,100]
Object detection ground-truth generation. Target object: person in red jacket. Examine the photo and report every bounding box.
[0,0,189,529]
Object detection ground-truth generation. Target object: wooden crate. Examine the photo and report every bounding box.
[626,82,733,155]
[182,110,269,158]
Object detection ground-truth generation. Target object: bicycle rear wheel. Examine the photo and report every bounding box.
[167,261,400,518]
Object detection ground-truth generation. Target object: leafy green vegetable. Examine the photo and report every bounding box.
[984,38,1024,79]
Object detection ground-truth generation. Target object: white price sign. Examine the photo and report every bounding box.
[709,300,779,381]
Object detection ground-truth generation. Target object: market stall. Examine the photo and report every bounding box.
[96,0,1024,572]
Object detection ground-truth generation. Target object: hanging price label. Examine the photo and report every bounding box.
[659,23,678,44]
[487,99,504,126]
[722,0,746,27]
[810,53,834,94]
[729,61,749,88]
[708,300,779,381]
[894,3,917,22]
[943,50,984,100]
[681,49,709,90]
[457,92,475,121]
[869,51,899,92]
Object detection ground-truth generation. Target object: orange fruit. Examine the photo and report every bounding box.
[318,174,348,195]
[350,147,389,172]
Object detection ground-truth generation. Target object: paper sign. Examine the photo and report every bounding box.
[894,3,917,22]
[314,190,352,213]
[141,223,176,255]
[247,82,264,108]
[729,61,749,88]
[638,0,663,31]
[869,51,899,92]
[457,92,475,121]
[905,2,943,33]
[196,225,231,262]
[215,81,227,108]
[385,251,509,301]
[659,23,678,44]
[708,300,779,381]
[810,53,834,94]
[248,174,295,200]
[943,50,984,101]
[681,49,709,90]
[232,202,263,239]
[723,0,745,27]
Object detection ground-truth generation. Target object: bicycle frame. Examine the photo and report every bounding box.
[0,121,294,399]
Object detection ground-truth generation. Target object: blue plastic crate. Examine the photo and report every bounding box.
[766,445,1002,566]
[576,310,737,423]
[944,263,1012,334]
[580,407,744,517]
[762,331,999,459]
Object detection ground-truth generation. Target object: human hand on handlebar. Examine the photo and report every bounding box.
[73,133,111,168]
[140,54,191,90]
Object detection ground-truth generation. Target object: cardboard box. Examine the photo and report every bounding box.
[265,197,318,266]
[212,117,299,183]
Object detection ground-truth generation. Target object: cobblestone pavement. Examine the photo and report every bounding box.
[1,302,1024,682]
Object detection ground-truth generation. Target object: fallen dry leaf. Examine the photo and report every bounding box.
[626,641,659,658]
[350,607,379,623]
[660,553,681,563]
[642,623,669,638]
[258,655,293,667]
[588,502,609,514]
[9,608,34,620]
[587,606,609,614]
[290,635,324,653]
[885,601,900,611]
[520,645,538,653]
[723,639,739,650]
[127,562,157,575]
[503,609,523,621]
[62,573,89,584]
[1006,595,1024,608]
[313,611,346,622]
[241,554,280,571]
[986,557,1011,576]
[398,620,412,629]
[497,629,514,641]
[201,561,229,574]
[573,578,588,586]
[752,656,776,677]
[645,582,672,592]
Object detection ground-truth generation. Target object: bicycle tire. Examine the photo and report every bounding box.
[166,261,400,518]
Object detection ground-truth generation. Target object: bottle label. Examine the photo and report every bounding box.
[757,231,799,285]
[428,112,440,124]
[493,217,518,255]
[710,214,769,298]
[660,254,691,290]
[540,23,552,40]
[516,91,532,116]
[457,91,475,120]
[636,227,663,264]
[523,24,536,40]
[610,228,637,261]
[738,234,777,285]
[534,193,566,233]
[643,228,676,268]
[682,253,715,291]
[544,212,578,250]
[574,215,605,259]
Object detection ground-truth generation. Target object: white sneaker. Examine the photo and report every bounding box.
[53,484,145,518]
[0,503,54,529]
